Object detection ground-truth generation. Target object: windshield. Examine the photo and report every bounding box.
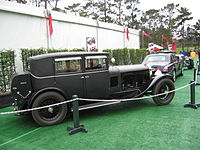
[144,55,170,63]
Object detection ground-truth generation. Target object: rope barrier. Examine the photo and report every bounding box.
[0,82,194,115]
[0,99,75,115]
[81,82,193,102]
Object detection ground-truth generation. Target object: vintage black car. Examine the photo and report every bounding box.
[11,52,175,126]
[142,53,183,81]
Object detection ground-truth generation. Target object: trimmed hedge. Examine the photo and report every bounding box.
[0,50,15,93]
[21,48,46,71]
[104,48,148,65]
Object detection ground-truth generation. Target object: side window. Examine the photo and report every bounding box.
[85,55,107,71]
[55,57,81,74]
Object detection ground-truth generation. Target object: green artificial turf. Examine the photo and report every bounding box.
[1,68,200,150]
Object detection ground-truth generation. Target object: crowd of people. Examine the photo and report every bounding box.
[181,49,200,59]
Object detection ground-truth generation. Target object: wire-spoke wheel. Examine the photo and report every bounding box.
[153,78,175,106]
[32,92,67,126]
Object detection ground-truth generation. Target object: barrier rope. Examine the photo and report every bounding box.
[0,99,75,115]
[81,82,193,102]
[0,82,194,115]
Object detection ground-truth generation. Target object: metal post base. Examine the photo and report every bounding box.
[184,103,200,109]
[67,125,88,135]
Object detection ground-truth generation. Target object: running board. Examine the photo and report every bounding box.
[71,101,120,111]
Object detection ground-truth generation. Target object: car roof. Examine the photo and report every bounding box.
[28,52,109,61]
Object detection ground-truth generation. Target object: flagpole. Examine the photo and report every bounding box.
[141,30,144,49]
[45,9,50,49]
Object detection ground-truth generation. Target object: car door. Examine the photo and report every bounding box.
[54,57,85,98]
[84,55,109,99]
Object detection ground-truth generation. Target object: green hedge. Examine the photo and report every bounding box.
[104,48,148,65]
[0,50,15,93]
[21,48,46,71]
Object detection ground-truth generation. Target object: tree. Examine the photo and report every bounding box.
[142,9,160,31]
[64,3,81,16]
[114,0,125,25]
[193,20,200,48]
[81,0,100,20]
[161,3,180,39]
[98,0,115,23]
[7,0,61,9]
[176,7,193,50]
[124,0,140,29]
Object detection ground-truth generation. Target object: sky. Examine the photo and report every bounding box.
[60,0,199,25]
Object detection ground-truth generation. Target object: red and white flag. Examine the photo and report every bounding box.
[172,39,178,42]
[125,28,129,40]
[161,36,168,41]
[48,14,53,36]
[143,32,153,39]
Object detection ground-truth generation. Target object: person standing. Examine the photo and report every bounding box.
[190,49,196,59]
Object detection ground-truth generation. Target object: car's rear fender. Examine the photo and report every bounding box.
[28,87,69,109]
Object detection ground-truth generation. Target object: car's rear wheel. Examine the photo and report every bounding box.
[152,78,175,106]
[32,91,67,126]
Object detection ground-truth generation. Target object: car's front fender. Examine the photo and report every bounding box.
[146,74,173,92]
[135,73,173,98]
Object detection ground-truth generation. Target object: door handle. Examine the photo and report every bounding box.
[85,75,90,79]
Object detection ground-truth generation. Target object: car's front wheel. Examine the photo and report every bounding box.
[152,78,175,106]
[32,91,68,126]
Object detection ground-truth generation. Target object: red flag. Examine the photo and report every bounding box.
[142,32,153,39]
[154,47,160,51]
[172,39,178,42]
[125,28,129,40]
[161,37,168,41]
[48,14,53,36]
[173,43,177,51]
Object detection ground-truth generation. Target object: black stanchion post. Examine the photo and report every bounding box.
[67,95,88,135]
[184,80,198,109]
[194,68,196,82]
[191,80,195,105]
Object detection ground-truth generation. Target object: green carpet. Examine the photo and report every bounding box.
[1,68,200,150]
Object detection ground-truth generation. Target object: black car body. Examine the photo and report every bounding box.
[183,56,194,69]
[158,50,194,70]
[11,52,175,126]
[142,53,183,81]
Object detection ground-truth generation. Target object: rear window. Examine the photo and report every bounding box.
[54,57,81,74]
[145,55,169,62]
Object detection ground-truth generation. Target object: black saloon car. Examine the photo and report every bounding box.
[157,50,194,69]
[11,52,175,126]
[142,53,183,81]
